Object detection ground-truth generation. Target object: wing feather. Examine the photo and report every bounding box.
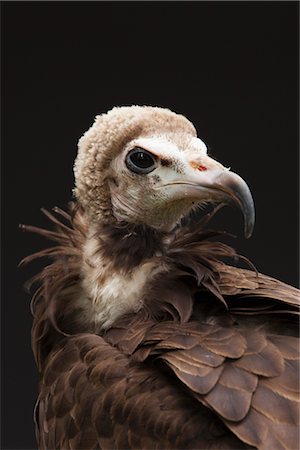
[38,333,252,449]
[129,315,299,450]
[217,264,300,309]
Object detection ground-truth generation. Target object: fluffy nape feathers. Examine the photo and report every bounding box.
[74,106,196,224]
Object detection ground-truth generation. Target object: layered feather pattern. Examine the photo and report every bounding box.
[22,203,300,450]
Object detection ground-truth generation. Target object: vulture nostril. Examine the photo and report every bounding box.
[190,161,208,172]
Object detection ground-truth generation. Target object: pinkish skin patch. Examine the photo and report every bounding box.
[190,161,208,172]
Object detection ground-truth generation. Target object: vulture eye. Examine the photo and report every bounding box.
[126,148,157,174]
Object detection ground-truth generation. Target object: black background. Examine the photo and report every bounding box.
[2,2,299,449]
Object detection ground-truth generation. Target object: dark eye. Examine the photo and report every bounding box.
[126,147,157,174]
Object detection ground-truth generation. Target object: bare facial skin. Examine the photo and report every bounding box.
[73,107,255,329]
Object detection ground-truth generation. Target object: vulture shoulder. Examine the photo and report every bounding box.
[23,204,300,450]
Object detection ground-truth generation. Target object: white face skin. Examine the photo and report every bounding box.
[79,132,254,330]
[108,135,231,230]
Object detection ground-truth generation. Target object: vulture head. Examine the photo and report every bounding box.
[74,106,254,236]
[36,105,257,332]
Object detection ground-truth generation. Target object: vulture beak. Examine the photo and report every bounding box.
[205,169,255,238]
[160,160,255,238]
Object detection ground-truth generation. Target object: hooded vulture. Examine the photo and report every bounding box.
[22,106,299,450]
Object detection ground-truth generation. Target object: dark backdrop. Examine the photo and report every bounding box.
[2,2,299,449]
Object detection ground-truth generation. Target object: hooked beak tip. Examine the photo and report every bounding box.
[215,171,255,239]
[245,220,254,239]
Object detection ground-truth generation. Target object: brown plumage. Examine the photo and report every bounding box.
[22,106,299,450]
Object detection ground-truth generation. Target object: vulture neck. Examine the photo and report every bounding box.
[80,220,167,331]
